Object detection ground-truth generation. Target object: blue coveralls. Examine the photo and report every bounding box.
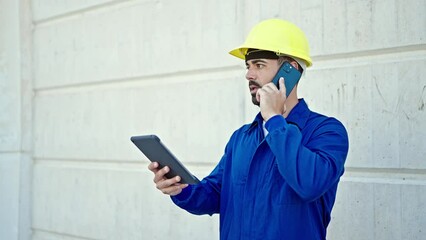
[172,99,349,240]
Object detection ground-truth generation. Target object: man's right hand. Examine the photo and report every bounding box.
[148,162,189,196]
[256,78,287,121]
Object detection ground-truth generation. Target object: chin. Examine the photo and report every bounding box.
[251,96,260,106]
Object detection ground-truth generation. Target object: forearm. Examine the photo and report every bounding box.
[265,115,349,201]
[171,151,227,215]
[171,179,221,215]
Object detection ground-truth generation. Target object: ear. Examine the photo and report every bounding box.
[278,57,300,71]
[289,60,299,71]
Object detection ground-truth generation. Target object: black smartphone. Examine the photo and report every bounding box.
[131,135,199,184]
[271,61,302,97]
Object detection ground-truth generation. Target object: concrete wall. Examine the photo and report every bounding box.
[1,0,425,239]
[0,0,32,239]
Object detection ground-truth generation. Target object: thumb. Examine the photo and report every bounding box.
[256,89,261,103]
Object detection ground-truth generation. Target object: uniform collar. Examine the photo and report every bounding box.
[286,98,310,129]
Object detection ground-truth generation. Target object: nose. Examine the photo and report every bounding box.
[246,68,256,81]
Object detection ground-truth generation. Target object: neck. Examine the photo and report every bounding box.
[283,94,299,118]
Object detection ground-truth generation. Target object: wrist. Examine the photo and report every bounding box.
[265,114,287,132]
[264,113,280,122]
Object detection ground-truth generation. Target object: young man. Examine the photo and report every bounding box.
[149,19,349,240]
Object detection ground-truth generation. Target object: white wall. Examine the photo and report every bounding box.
[1,0,425,239]
[0,0,33,239]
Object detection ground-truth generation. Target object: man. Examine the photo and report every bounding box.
[149,19,349,240]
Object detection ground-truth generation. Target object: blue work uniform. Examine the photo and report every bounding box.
[172,99,349,240]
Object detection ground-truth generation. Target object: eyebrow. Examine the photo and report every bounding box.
[245,59,268,65]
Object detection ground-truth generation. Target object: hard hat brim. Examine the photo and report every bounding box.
[228,47,247,60]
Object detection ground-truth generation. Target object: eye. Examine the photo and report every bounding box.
[256,64,264,69]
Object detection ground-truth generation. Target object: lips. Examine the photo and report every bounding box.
[249,85,259,94]
[249,81,261,94]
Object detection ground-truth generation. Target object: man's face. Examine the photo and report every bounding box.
[245,58,281,106]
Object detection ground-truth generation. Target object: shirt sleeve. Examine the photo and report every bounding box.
[264,114,349,202]
[170,137,232,215]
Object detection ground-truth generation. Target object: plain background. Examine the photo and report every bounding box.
[1,0,425,239]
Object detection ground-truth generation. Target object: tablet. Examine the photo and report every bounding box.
[131,135,199,184]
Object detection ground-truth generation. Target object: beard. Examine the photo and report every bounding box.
[249,80,261,106]
[251,94,260,106]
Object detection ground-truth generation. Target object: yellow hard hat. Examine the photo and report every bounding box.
[229,19,312,67]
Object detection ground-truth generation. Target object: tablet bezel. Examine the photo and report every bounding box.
[131,135,199,184]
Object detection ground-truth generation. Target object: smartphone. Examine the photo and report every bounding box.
[131,135,199,184]
[271,61,302,97]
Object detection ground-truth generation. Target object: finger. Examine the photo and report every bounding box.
[256,89,262,102]
[161,183,189,196]
[279,78,286,94]
[156,175,182,190]
[153,166,170,183]
[148,162,159,172]
[263,82,278,92]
